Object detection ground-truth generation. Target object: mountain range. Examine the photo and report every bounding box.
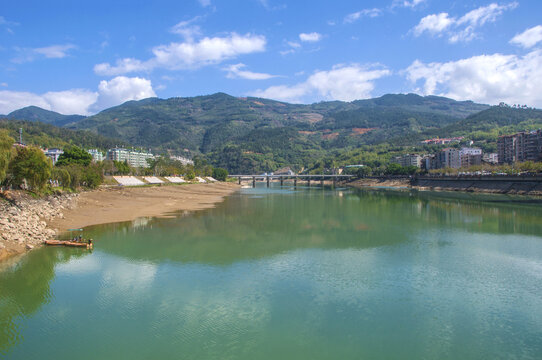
[2,93,542,173]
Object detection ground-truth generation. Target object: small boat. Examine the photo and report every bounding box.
[44,240,93,249]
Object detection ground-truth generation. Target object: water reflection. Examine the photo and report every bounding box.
[1,186,542,359]
[85,187,542,265]
[0,248,88,354]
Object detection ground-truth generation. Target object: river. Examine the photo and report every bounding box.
[1,185,542,359]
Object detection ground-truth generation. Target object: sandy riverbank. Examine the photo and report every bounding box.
[1,183,240,262]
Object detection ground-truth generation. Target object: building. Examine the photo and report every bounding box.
[391,154,422,168]
[437,148,461,169]
[274,167,296,175]
[422,155,438,170]
[459,147,482,168]
[498,130,542,164]
[88,149,105,162]
[170,155,194,165]
[482,153,499,164]
[106,148,155,168]
[43,148,63,165]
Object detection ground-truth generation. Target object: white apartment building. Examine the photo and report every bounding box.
[106,148,154,168]
[88,149,105,162]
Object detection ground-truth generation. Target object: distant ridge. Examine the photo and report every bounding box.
[6,106,86,127]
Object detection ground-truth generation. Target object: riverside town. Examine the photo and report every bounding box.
[2,1,542,359]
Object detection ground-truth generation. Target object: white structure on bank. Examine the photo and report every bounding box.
[107,147,155,168]
[88,149,105,162]
[170,155,194,165]
[43,148,63,165]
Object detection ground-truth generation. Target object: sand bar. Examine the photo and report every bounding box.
[48,183,240,233]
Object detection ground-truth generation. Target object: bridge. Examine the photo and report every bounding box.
[228,174,354,187]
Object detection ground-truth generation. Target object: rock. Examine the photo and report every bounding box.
[26,244,34,250]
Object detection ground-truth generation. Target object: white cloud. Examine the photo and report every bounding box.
[170,16,203,41]
[91,76,156,111]
[198,0,211,7]
[94,58,148,76]
[393,0,426,8]
[413,2,518,43]
[344,8,382,23]
[34,44,76,58]
[223,63,278,80]
[299,32,322,42]
[406,49,542,107]
[42,90,99,115]
[413,13,453,35]
[94,33,266,75]
[0,76,156,115]
[510,25,542,49]
[12,43,76,63]
[250,64,390,103]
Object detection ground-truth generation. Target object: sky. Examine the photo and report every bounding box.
[1,0,542,115]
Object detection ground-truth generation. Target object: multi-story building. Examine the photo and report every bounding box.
[498,130,542,164]
[459,147,482,168]
[422,155,438,170]
[437,148,461,169]
[106,148,154,168]
[482,153,499,164]
[43,148,63,165]
[170,155,194,165]
[88,149,105,162]
[391,154,422,168]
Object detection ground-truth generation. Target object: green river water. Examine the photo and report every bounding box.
[1,185,542,359]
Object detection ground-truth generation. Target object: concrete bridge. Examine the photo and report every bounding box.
[228,174,354,187]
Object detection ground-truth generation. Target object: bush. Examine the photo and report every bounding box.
[212,167,228,181]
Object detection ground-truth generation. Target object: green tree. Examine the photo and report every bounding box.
[212,167,228,181]
[0,129,14,184]
[8,146,52,191]
[52,167,71,188]
[56,146,92,166]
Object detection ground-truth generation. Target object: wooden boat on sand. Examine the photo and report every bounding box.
[44,240,93,249]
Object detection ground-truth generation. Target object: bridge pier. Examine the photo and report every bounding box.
[307,179,311,187]
[280,177,284,186]
[252,176,255,188]
[333,176,336,187]
[238,177,241,185]
[320,178,324,187]
[294,178,297,187]
[266,176,270,187]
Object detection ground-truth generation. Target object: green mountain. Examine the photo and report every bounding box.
[0,119,126,150]
[3,93,495,173]
[62,93,489,172]
[7,106,86,127]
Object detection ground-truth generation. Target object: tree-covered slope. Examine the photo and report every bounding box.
[7,106,86,127]
[0,119,126,150]
[67,93,488,156]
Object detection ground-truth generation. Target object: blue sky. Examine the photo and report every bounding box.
[1,0,542,115]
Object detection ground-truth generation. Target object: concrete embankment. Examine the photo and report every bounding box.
[412,176,542,195]
[348,176,542,196]
[0,191,78,261]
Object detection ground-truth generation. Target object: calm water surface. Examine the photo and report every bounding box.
[1,186,542,359]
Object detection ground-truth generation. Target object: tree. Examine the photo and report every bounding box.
[212,167,228,181]
[0,129,14,184]
[56,145,92,166]
[52,167,71,188]
[8,146,52,191]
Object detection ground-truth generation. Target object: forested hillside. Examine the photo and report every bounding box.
[0,119,125,150]
[7,92,527,173]
[7,106,86,127]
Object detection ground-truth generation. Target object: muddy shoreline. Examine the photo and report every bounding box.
[0,183,240,262]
